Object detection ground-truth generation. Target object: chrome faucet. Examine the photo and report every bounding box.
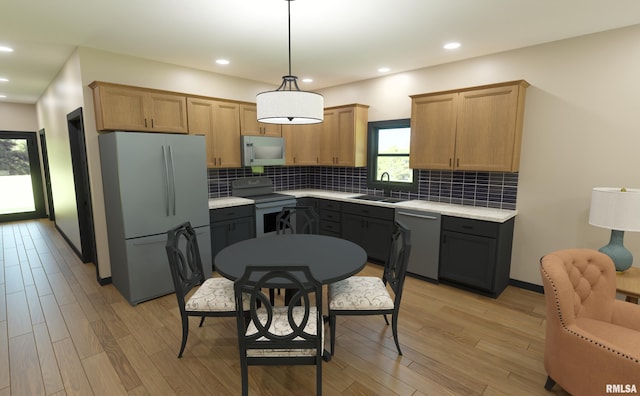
[380,171,391,197]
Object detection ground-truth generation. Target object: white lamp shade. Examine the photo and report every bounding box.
[589,187,640,232]
[256,90,324,125]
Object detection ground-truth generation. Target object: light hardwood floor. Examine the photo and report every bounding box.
[0,219,570,396]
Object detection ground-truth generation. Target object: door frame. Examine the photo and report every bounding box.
[0,130,46,222]
[67,107,98,266]
[38,128,55,221]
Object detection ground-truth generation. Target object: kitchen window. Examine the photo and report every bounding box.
[367,119,417,193]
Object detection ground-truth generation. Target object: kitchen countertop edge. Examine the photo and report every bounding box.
[208,189,517,223]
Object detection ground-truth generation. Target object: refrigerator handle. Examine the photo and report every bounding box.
[168,145,177,216]
[162,145,170,216]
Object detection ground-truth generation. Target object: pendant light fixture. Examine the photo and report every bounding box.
[256,0,324,124]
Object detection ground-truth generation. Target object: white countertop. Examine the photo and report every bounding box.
[208,189,517,222]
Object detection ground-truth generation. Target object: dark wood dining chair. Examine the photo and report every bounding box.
[327,221,411,355]
[165,221,239,358]
[234,265,325,396]
[271,205,320,304]
[276,205,320,235]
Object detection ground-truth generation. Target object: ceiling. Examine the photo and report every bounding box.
[2,0,640,104]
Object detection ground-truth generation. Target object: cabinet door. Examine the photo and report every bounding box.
[335,107,355,166]
[341,213,392,262]
[94,84,148,131]
[320,105,367,167]
[187,98,217,168]
[455,85,520,171]
[410,92,458,169]
[187,98,241,168]
[319,110,337,165]
[227,217,255,245]
[439,230,497,291]
[146,92,188,133]
[240,104,282,136]
[282,124,320,165]
[341,213,364,247]
[211,217,254,261]
[362,217,394,262]
[92,83,187,133]
[212,101,242,168]
[211,221,230,259]
[336,106,368,167]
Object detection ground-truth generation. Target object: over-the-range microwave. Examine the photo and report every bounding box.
[241,136,285,166]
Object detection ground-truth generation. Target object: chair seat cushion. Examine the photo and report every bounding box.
[246,306,323,357]
[329,276,394,310]
[185,277,237,312]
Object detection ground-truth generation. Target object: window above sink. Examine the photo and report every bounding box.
[367,118,418,195]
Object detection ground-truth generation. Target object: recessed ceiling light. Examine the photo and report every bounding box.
[444,42,461,50]
[215,59,230,65]
[378,67,390,73]
[0,46,14,52]
[302,78,313,83]
[0,95,6,98]
[0,78,8,82]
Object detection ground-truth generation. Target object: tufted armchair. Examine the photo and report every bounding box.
[539,249,640,394]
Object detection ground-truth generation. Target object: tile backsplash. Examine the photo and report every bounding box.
[208,166,518,210]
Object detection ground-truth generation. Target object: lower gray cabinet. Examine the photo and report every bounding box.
[319,199,341,237]
[439,215,514,298]
[341,202,394,263]
[210,205,255,262]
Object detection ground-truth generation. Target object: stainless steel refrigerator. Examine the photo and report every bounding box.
[99,131,211,305]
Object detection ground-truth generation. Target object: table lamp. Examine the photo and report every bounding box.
[589,187,640,272]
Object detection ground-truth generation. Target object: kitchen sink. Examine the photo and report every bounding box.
[352,195,408,203]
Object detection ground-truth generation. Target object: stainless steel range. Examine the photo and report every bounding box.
[231,177,297,237]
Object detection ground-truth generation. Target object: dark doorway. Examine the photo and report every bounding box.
[39,128,55,221]
[67,108,97,265]
[0,131,46,222]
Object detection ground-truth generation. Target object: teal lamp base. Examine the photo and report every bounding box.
[598,230,633,272]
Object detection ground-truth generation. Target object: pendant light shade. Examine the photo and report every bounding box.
[256,0,323,125]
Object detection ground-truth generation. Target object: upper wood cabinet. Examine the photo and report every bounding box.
[90,81,188,133]
[319,104,368,167]
[282,123,321,166]
[410,80,529,172]
[239,104,282,137]
[187,98,241,168]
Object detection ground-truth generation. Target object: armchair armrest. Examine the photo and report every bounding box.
[611,300,640,331]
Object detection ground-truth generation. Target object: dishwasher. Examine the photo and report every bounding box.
[395,208,441,281]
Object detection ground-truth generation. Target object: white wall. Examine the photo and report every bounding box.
[0,103,37,131]
[35,50,85,254]
[321,24,640,285]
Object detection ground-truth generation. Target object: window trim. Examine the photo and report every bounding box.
[366,118,417,193]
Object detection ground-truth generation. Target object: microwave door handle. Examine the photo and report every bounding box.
[248,143,254,163]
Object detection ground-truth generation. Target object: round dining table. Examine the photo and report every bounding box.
[214,234,367,285]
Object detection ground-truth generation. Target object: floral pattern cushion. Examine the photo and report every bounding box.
[185,277,242,312]
[245,306,323,357]
[328,276,394,310]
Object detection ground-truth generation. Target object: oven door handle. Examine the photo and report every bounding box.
[254,199,298,210]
